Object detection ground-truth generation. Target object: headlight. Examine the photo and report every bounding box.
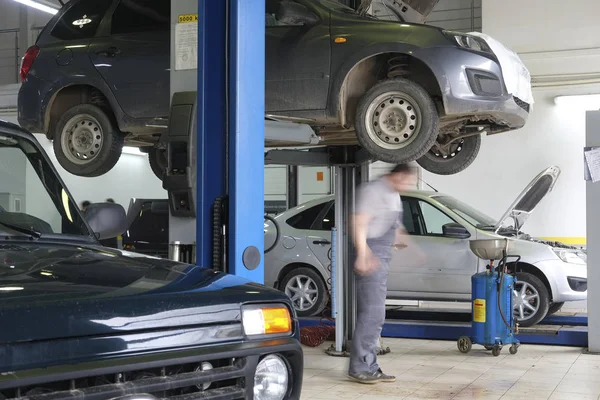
[242,304,292,336]
[254,355,289,400]
[553,249,586,265]
[444,31,492,53]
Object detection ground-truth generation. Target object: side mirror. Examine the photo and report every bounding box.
[442,223,471,239]
[85,203,128,240]
[277,1,319,25]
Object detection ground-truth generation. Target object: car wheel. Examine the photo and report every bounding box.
[355,78,439,164]
[54,104,124,177]
[280,267,327,317]
[148,147,167,181]
[416,134,481,175]
[513,272,550,327]
[547,302,565,316]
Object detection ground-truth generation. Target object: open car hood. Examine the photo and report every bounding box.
[494,166,561,232]
[362,0,440,23]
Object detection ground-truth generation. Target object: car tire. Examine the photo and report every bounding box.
[547,302,565,316]
[355,78,439,164]
[149,147,167,181]
[280,267,328,317]
[416,134,481,175]
[513,272,550,327]
[53,104,124,177]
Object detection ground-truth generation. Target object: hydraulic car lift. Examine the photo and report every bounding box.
[163,0,595,354]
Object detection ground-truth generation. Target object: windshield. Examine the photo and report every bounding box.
[0,133,90,239]
[315,0,359,14]
[433,195,497,229]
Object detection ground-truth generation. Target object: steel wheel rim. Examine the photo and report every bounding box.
[285,274,319,312]
[513,281,540,321]
[365,91,422,150]
[430,139,464,160]
[61,114,103,165]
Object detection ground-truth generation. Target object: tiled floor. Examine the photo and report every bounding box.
[300,338,600,400]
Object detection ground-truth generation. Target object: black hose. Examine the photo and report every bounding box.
[264,214,280,253]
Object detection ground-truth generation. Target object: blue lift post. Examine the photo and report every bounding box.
[194,0,265,283]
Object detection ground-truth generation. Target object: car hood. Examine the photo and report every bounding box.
[0,243,285,344]
[494,166,561,232]
[363,0,440,23]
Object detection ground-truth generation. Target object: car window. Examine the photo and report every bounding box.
[418,200,455,235]
[401,198,418,235]
[111,0,170,35]
[286,203,326,230]
[314,202,334,231]
[265,0,311,26]
[51,0,113,41]
[126,202,168,243]
[0,140,88,238]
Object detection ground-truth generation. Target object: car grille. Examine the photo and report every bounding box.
[1,357,248,400]
[513,96,530,113]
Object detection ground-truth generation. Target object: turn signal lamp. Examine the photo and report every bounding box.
[242,305,292,336]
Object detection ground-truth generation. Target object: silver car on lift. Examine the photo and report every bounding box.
[264,166,587,327]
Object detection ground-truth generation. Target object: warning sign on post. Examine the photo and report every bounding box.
[178,14,198,23]
[473,299,486,323]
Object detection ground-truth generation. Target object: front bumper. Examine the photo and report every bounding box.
[412,47,530,132]
[0,338,303,400]
[535,259,587,303]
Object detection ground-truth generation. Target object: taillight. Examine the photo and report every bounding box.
[20,45,40,82]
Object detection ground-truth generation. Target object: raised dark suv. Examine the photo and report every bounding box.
[0,120,303,400]
[19,0,531,177]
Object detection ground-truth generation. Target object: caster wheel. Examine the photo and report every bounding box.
[484,346,494,351]
[457,336,472,353]
[509,344,518,355]
[492,346,501,357]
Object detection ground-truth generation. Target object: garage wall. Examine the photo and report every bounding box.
[419,0,600,243]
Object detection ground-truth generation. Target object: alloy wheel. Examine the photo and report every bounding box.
[285,274,320,312]
[513,281,540,322]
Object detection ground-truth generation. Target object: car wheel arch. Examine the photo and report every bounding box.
[44,84,121,139]
[276,262,329,290]
[506,261,554,302]
[331,45,443,128]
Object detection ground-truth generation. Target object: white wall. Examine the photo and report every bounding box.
[428,0,600,242]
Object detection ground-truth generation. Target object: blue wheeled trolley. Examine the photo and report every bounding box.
[457,239,521,356]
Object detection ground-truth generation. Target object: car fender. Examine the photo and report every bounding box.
[42,75,128,135]
[328,41,445,124]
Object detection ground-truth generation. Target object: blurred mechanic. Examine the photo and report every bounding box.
[348,163,421,384]
[81,200,91,213]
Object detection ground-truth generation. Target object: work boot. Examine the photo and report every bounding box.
[348,369,396,384]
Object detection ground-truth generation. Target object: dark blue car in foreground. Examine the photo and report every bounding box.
[0,120,303,400]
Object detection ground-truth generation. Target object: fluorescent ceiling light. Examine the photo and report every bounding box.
[122,146,145,156]
[554,94,600,110]
[13,0,58,15]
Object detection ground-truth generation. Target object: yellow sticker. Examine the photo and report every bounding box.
[178,13,198,23]
[473,299,486,323]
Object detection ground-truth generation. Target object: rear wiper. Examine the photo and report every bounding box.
[0,222,42,240]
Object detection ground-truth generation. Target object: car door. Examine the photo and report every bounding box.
[388,196,477,300]
[306,200,335,269]
[89,0,170,119]
[265,0,331,112]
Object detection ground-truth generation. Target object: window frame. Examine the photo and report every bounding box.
[285,202,329,231]
[265,0,321,28]
[109,0,171,36]
[413,198,460,238]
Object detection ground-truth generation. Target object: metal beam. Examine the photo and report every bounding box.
[265,149,330,166]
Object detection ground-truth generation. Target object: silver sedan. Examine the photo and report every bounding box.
[264,166,587,327]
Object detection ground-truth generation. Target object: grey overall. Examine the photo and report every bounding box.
[349,179,402,375]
